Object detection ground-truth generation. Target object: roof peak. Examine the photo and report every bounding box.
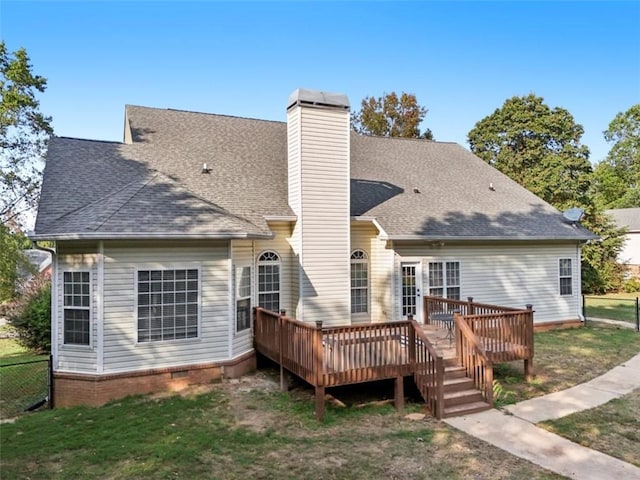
[125,104,285,125]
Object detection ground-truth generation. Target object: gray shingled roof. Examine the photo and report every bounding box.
[34,105,595,241]
[605,208,640,232]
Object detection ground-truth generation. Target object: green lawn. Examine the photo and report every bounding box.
[584,293,639,324]
[540,389,640,467]
[0,375,563,480]
[493,323,640,405]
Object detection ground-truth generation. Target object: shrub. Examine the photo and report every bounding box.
[7,274,51,353]
[622,277,640,294]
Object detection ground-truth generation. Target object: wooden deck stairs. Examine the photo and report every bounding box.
[254,296,534,421]
[442,358,492,418]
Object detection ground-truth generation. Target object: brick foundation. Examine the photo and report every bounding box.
[53,352,256,408]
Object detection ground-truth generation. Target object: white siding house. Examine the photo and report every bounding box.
[32,88,595,406]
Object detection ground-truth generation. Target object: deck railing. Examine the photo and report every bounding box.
[425,296,534,379]
[254,308,441,420]
[409,318,444,419]
[454,312,493,406]
[254,296,534,420]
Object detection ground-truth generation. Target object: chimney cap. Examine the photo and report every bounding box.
[287,88,350,111]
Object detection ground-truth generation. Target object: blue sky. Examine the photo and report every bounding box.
[2,1,639,163]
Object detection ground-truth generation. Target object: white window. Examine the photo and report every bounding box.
[137,269,199,343]
[559,258,573,296]
[258,251,280,313]
[428,261,460,300]
[351,250,369,314]
[63,271,91,345]
[236,266,251,332]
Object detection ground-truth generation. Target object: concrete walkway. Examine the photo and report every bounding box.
[445,352,640,480]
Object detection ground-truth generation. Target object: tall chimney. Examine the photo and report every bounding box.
[287,89,351,325]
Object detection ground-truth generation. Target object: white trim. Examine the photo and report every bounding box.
[96,241,104,373]
[426,259,461,300]
[256,249,281,313]
[558,257,573,297]
[60,269,93,347]
[350,249,369,315]
[383,234,596,242]
[234,264,252,334]
[227,248,234,359]
[576,244,584,320]
[400,261,423,323]
[51,252,58,369]
[133,264,203,344]
[28,232,274,241]
[264,215,297,222]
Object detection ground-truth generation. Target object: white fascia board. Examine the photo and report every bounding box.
[352,216,390,239]
[385,235,595,242]
[28,232,274,241]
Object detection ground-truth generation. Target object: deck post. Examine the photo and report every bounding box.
[467,297,474,315]
[524,304,534,380]
[279,314,286,391]
[408,319,416,379]
[314,320,325,421]
[394,376,405,412]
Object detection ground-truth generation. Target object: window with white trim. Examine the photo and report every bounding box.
[559,258,573,296]
[63,271,91,345]
[137,269,199,343]
[428,261,460,300]
[351,250,369,314]
[236,266,251,332]
[258,251,280,313]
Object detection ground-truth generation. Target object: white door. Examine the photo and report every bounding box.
[401,262,423,322]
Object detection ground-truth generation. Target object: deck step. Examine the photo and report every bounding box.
[443,401,492,418]
[443,389,484,407]
[443,377,475,393]
[443,365,466,379]
[443,358,460,368]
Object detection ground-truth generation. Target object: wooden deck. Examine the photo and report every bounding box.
[254,296,534,421]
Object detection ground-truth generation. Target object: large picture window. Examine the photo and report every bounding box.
[559,258,573,296]
[236,266,252,332]
[428,261,460,300]
[63,271,91,345]
[258,251,280,313]
[137,269,199,343]
[351,250,369,314]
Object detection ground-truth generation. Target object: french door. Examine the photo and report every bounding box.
[401,262,423,323]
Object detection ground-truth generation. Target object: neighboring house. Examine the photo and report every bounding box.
[31,89,595,407]
[605,207,640,279]
[16,249,51,292]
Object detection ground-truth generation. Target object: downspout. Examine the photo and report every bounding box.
[577,242,585,322]
[32,241,58,373]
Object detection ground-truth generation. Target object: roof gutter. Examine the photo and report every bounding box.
[352,216,390,238]
[384,234,597,242]
[27,231,274,241]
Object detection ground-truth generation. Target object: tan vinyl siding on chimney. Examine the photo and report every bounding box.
[288,105,351,325]
[56,248,98,373]
[393,243,582,323]
[99,241,230,374]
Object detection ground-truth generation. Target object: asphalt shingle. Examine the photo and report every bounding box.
[34,105,595,241]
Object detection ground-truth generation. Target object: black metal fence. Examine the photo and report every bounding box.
[0,356,52,419]
[582,295,640,332]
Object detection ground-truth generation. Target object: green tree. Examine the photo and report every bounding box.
[467,94,592,211]
[592,104,640,209]
[0,222,31,302]
[7,273,51,353]
[351,91,433,140]
[1,41,53,226]
[468,94,625,293]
